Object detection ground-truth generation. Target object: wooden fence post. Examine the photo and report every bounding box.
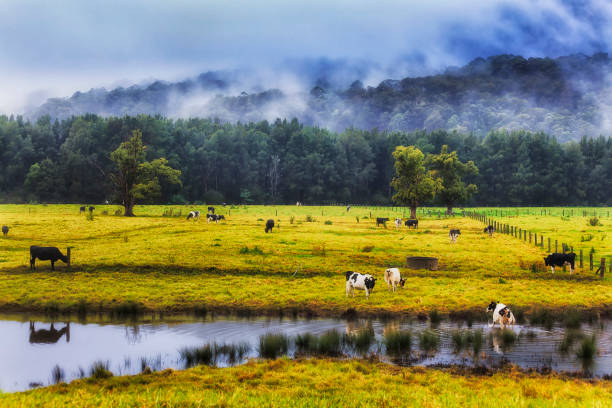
[529,232,532,243]
[580,250,583,268]
[590,252,593,271]
[540,236,543,248]
[600,258,606,278]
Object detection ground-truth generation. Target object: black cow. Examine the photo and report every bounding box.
[449,229,461,243]
[79,206,86,214]
[88,206,95,213]
[208,206,215,214]
[30,246,68,270]
[376,217,389,227]
[265,219,275,233]
[484,225,494,237]
[544,252,576,274]
[405,219,418,229]
[2,225,8,237]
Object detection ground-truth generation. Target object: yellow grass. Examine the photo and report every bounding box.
[0,204,610,317]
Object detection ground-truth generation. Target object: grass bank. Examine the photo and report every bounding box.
[1,359,610,407]
[0,205,610,318]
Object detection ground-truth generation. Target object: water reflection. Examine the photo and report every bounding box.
[29,321,70,344]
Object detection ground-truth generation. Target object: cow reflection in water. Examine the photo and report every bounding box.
[29,322,70,344]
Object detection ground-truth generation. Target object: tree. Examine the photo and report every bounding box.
[426,145,478,214]
[109,130,181,216]
[390,146,441,218]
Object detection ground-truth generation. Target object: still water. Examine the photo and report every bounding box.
[0,314,610,392]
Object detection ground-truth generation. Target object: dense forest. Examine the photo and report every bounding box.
[1,114,610,206]
[30,53,612,141]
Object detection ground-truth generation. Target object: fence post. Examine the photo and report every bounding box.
[548,238,551,252]
[590,252,593,271]
[529,232,532,243]
[555,240,558,253]
[600,258,606,278]
[540,236,543,248]
[580,250,583,269]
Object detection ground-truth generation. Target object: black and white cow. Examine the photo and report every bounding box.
[449,229,461,243]
[208,207,215,214]
[207,214,225,224]
[394,218,402,228]
[383,268,405,292]
[345,271,376,298]
[346,205,351,212]
[544,252,576,274]
[30,246,68,270]
[484,225,494,237]
[405,219,418,229]
[186,210,200,221]
[376,217,389,227]
[265,219,275,233]
[487,301,516,329]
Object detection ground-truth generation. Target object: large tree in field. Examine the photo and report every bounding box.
[110,130,181,216]
[426,145,478,214]
[390,146,441,218]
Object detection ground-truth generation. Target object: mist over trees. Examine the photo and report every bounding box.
[1,114,611,206]
[29,53,612,142]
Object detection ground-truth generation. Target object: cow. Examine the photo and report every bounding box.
[88,206,95,213]
[346,205,351,212]
[30,246,68,270]
[29,322,70,344]
[487,301,516,329]
[207,214,225,224]
[544,252,576,274]
[376,217,389,228]
[484,225,494,237]
[2,225,8,237]
[79,206,86,214]
[449,229,461,243]
[405,219,418,229]
[394,218,402,228]
[265,219,275,233]
[187,210,200,221]
[383,268,405,292]
[208,207,215,214]
[345,271,376,298]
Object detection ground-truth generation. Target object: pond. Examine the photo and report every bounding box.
[0,314,610,392]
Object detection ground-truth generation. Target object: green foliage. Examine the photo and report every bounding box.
[588,217,601,226]
[384,330,412,356]
[419,330,439,352]
[258,333,289,359]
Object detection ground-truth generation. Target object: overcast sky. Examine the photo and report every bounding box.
[0,0,610,113]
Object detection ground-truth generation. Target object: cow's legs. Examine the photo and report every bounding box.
[550,266,555,274]
[30,257,35,270]
[365,288,369,298]
[51,260,55,271]
[346,282,350,297]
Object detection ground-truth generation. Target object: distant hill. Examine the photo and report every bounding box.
[29,53,612,141]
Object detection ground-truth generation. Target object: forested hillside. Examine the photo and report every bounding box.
[1,114,610,206]
[29,54,612,141]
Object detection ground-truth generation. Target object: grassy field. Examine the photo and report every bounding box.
[0,204,611,318]
[1,358,610,407]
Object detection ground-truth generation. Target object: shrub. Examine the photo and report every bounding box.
[361,245,374,252]
[305,215,316,222]
[258,333,289,359]
[239,246,264,255]
[324,220,333,225]
[588,217,601,226]
[384,330,412,356]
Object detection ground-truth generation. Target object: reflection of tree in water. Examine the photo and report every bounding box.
[124,324,142,344]
[29,321,70,344]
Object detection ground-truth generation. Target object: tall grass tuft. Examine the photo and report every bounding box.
[305,215,316,222]
[89,361,113,379]
[179,344,216,367]
[428,310,441,325]
[576,335,597,361]
[384,330,412,356]
[51,365,64,384]
[295,332,317,354]
[258,333,289,359]
[344,329,375,355]
[499,328,517,350]
[419,330,439,353]
[316,330,343,356]
[563,309,582,329]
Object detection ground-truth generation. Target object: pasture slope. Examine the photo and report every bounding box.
[0,204,610,318]
[1,204,611,406]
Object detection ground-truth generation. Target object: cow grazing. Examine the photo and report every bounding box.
[405,219,418,229]
[345,271,376,298]
[186,210,200,221]
[207,214,225,224]
[394,218,402,228]
[487,301,516,329]
[2,225,8,237]
[30,246,68,270]
[484,225,494,237]
[79,206,86,214]
[265,219,275,233]
[449,229,461,243]
[346,205,351,212]
[29,322,70,344]
[544,252,576,274]
[383,268,405,292]
[208,207,215,214]
[376,217,389,227]
[88,206,95,213]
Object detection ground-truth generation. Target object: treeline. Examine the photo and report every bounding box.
[0,114,611,206]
